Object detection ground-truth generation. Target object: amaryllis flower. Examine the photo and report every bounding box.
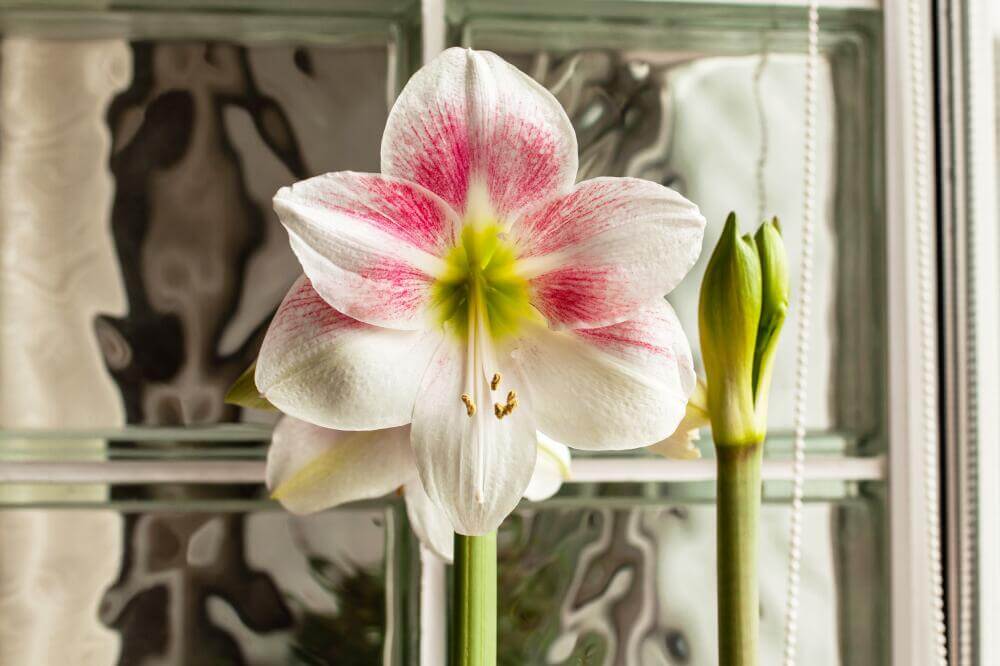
[267,417,570,562]
[257,47,705,535]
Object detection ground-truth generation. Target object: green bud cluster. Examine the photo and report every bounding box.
[698,213,789,447]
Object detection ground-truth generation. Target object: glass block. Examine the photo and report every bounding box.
[0,1,417,475]
[453,0,886,456]
[0,505,411,664]
[0,4,421,664]
[493,488,884,666]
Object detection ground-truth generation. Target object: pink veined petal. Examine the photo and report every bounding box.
[266,417,415,515]
[381,47,578,219]
[255,276,441,430]
[410,336,537,536]
[273,172,459,329]
[510,301,695,450]
[513,177,705,329]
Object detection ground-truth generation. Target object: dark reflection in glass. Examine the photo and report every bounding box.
[86,39,395,664]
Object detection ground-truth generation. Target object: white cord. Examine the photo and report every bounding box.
[780,3,818,664]
[908,0,949,661]
[754,36,771,224]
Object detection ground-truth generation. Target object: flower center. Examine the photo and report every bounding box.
[432,223,535,503]
[431,223,534,340]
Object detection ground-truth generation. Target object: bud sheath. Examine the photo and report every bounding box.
[752,218,790,424]
[698,212,763,446]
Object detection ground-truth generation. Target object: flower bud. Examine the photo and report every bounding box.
[752,217,789,422]
[699,212,763,445]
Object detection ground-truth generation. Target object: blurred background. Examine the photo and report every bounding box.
[0,0,995,664]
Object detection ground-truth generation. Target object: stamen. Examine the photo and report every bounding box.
[493,390,519,419]
[491,372,502,391]
[460,393,477,417]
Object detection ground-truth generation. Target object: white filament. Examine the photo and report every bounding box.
[780,3,818,663]
[466,289,488,505]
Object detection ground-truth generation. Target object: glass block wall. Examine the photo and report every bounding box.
[0,1,899,665]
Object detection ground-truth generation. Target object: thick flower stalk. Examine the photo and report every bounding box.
[700,214,788,666]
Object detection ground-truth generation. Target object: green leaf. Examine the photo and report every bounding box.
[225,362,277,411]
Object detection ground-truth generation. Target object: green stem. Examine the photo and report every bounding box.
[452,532,497,666]
[716,442,763,666]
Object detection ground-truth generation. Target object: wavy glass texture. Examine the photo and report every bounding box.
[100,507,395,665]
[496,499,882,666]
[0,24,413,665]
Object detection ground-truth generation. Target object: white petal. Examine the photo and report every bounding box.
[410,337,537,535]
[256,276,440,430]
[523,433,571,502]
[649,377,709,460]
[266,417,414,514]
[511,301,695,450]
[273,172,458,329]
[647,424,703,460]
[404,479,454,563]
[514,178,705,329]
[382,48,577,219]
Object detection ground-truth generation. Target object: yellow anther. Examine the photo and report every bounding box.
[491,373,502,391]
[493,390,519,419]
[460,393,477,417]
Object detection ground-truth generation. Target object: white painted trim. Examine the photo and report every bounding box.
[421,0,445,64]
[419,545,447,665]
[966,1,1000,663]
[383,508,398,666]
[0,456,886,485]
[570,457,883,483]
[0,461,267,484]
[884,0,941,663]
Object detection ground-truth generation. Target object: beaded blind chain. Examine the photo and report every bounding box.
[907,0,949,661]
[779,2,819,664]
[781,1,949,664]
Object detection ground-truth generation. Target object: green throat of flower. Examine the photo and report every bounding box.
[432,223,536,503]
[431,223,534,341]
